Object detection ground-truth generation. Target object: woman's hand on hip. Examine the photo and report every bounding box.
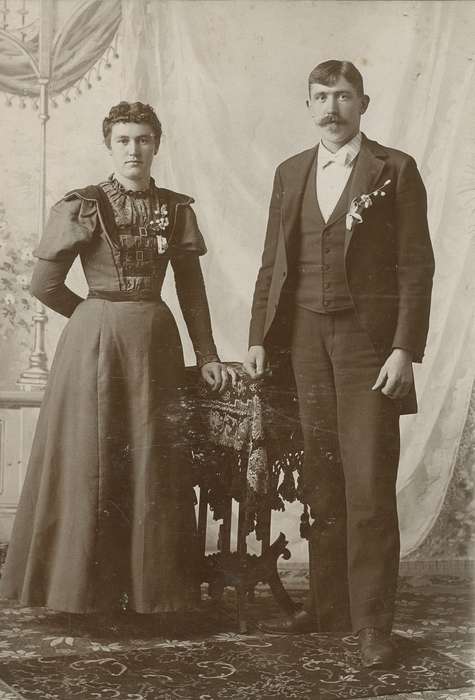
[201,362,238,393]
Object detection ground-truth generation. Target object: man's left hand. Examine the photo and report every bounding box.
[372,348,414,400]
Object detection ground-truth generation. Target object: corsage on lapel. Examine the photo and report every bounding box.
[346,179,391,232]
[148,204,169,254]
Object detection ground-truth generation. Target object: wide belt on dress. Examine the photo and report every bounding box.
[87,290,162,302]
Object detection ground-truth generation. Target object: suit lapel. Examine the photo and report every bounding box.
[347,138,386,213]
[280,136,388,252]
[325,171,355,227]
[281,146,317,248]
[322,135,386,227]
[344,136,387,253]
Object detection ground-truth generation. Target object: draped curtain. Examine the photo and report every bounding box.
[119,0,475,559]
[387,2,475,554]
[0,0,121,98]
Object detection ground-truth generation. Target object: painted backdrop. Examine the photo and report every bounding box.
[1,0,474,561]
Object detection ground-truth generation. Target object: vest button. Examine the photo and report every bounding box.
[324,282,330,289]
[325,248,331,254]
[323,300,330,307]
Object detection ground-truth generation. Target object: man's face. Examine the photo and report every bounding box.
[109,122,158,182]
[307,76,369,151]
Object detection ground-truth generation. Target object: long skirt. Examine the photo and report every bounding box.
[0,299,198,613]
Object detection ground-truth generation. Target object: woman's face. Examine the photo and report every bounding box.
[109,121,158,183]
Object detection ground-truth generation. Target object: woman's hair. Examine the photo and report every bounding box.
[102,101,162,148]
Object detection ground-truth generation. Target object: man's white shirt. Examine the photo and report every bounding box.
[316,132,362,222]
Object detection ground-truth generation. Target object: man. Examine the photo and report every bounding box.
[243,60,434,667]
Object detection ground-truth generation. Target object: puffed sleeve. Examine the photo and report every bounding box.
[30,197,97,317]
[169,204,207,257]
[34,196,97,261]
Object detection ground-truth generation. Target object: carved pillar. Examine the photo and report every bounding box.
[17,1,53,390]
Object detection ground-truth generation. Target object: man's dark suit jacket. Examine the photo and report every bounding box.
[249,134,435,415]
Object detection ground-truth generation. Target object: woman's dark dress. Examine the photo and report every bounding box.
[0,177,219,613]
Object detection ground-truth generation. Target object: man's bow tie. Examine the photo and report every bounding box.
[321,149,352,168]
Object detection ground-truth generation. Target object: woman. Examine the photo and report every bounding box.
[0,102,233,615]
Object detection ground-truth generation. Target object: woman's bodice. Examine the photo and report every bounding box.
[36,176,207,299]
[82,176,176,297]
[33,177,219,366]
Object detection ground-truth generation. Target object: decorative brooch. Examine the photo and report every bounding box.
[148,204,169,254]
[346,179,391,231]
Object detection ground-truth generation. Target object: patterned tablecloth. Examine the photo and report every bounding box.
[184,363,304,538]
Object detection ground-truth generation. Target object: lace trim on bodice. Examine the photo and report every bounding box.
[99,176,169,292]
[99,175,162,229]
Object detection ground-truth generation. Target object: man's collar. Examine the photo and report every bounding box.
[318,132,362,168]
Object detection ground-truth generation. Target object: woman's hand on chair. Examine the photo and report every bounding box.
[201,362,238,393]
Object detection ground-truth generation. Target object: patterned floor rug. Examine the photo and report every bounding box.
[0,573,472,699]
[0,631,473,699]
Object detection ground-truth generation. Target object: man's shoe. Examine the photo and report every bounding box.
[358,627,395,668]
[260,610,317,634]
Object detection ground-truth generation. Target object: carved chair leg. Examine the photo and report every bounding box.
[197,486,208,559]
[197,487,208,602]
[260,504,272,552]
[236,499,250,632]
[218,497,232,555]
[236,499,247,557]
[267,569,300,616]
[236,584,249,634]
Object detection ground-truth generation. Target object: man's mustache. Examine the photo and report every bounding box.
[319,115,347,126]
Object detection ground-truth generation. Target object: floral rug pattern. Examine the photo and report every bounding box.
[0,573,472,699]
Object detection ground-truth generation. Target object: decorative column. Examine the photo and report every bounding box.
[0,0,122,390]
[17,0,53,390]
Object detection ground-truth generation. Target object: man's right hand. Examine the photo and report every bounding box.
[243,345,268,378]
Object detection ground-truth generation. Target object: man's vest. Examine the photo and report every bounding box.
[291,156,354,313]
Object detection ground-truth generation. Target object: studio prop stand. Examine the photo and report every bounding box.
[197,491,298,634]
[188,362,303,633]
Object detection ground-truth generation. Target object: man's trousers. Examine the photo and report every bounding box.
[290,307,401,634]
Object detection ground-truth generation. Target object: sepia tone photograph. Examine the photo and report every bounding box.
[0,0,473,698]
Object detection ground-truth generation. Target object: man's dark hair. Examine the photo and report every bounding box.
[102,101,162,148]
[308,60,364,96]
